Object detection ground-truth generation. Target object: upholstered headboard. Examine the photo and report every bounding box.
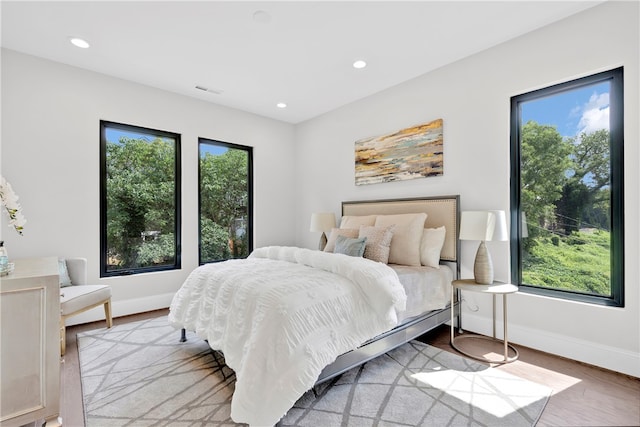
[341,195,460,264]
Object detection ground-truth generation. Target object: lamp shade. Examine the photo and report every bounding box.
[459,210,508,242]
[310,212,336,233]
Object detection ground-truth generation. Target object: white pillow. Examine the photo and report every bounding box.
[340,215,377,229]
[420,226,446,268]
[374,213,427,266]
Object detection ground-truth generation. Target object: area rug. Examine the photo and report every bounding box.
[78,316,551,426]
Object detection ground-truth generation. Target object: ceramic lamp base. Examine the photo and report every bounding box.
[318,232,328,251]
[473,241,494,284]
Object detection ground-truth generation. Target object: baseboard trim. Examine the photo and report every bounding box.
[461,312,639,378]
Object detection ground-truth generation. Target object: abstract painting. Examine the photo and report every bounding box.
[355,118,443,185]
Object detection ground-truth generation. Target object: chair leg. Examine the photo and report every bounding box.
[60,319,66,356]
[104,299,113,328]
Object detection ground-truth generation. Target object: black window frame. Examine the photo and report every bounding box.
[100,120,182,277]
[510,67,624,307]
[198,138,253,265]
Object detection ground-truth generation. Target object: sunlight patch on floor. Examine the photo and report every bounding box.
[412,369,552,418]
[498,360,583,396]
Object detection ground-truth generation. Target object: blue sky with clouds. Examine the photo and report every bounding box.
[200,143,228,156]
[105,128,155,143]
[105,128,228,157]
[521,81,610,138]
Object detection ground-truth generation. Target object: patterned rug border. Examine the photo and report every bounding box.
[77,316,551,426]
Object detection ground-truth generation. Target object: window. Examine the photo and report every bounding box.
[100,121,181,277]
[510,67,624,306]
[199,138,253,264]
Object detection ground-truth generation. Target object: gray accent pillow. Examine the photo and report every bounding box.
[58,259,72,287]
[334,235,367,257]
[324,228,359,252]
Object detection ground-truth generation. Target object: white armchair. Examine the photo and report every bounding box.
[60,258,112,355]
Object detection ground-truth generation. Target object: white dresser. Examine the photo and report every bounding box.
[0,257,61,426]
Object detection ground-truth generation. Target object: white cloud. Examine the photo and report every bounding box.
[569,104,582,118]
[577,92,609,135]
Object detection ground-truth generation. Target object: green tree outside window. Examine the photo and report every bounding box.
[199,139,253,264]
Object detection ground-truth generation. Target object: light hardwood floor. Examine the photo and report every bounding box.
[61,309,640,427]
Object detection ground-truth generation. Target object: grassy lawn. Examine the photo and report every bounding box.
[522,229,610,296]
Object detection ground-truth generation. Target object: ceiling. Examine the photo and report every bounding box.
[1,1,602,124]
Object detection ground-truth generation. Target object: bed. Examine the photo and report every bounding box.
[169,195,460,426]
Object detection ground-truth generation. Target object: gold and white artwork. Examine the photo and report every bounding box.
[355,118,444,185]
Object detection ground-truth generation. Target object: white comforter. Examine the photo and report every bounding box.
[168,246,407,426]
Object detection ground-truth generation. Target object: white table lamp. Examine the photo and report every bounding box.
[310,212,336,250]
[459,210,508,284]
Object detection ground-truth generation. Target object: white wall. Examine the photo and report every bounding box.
[1,49,297,323]
[294,1,639,377]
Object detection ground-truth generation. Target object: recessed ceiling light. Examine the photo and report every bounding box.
[69,37,90,49]
[353,60,367,69]
[253,10,272,24]
[276,102,287,109]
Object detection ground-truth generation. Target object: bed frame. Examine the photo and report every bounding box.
[314,195,461,384]
[178,195,461,385]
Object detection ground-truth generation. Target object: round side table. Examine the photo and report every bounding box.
[450,279,519,364]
